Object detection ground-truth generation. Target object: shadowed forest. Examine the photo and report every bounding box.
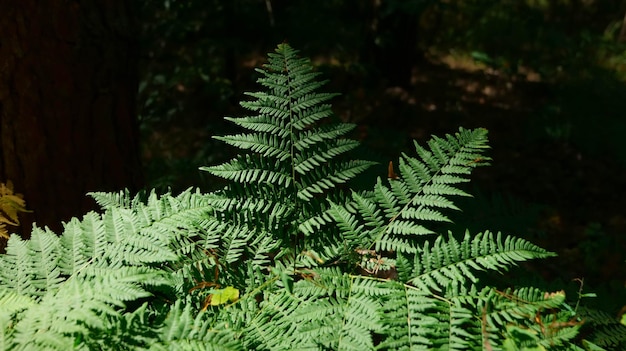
[138,1,626,314]
[1,0,625,328]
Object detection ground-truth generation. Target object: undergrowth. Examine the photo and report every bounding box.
[0,43,624,350]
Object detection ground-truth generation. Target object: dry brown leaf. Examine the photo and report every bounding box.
[0,223,8,240]
[0,180,29,239]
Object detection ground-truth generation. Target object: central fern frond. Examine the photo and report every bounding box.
[201,43,375,263]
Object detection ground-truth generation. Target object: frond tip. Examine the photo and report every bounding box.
[202,43,373,202]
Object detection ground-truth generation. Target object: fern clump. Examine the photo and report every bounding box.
[0,43,613,350]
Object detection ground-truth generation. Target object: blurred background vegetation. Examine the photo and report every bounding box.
[136,0,626,314]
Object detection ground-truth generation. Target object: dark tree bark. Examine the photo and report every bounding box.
[0,1,143,236]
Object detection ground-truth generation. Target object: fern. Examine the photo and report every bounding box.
[405,231,554,291]
[197,44,379,286]
[0,189,217,349]
[0,43,614,350]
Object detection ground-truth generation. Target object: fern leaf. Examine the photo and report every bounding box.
[376,282,440,350]
[0,236,37,297]
[215,134,291,161]
[151,300,243,350]
[203,42,372,269]
[408,231,555,291]
[578,307,626,349]
[89,188,144,210]
[203,156,291,186]
[9,268,159,350]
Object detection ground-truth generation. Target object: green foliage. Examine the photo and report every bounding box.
[0,43,616,350]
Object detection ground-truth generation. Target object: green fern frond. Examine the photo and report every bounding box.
[7,267,165,350]
[376,281,442,350]
[0,289,34,350]
[0,189,220,349]
[303,293,382,351]
[294,139,360,174]
[243,268,386,351]
[537,315,581,348]
[298,160,374,201]
[149,299,243,351]
[201,43,374,267]
[0,288,35,316]
[329,127,490,255]
[464,287,564,330]
[0,233,56,298]
[86,302,158,350]
[90,188,145,210]
[327,201,366,244]
[215,134,291,160]
[245,289,303,350]
[578,307,626,349]
[206,155,292,186]
[407,231,555,291]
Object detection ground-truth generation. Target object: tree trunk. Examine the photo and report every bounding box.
[0,1,143,237]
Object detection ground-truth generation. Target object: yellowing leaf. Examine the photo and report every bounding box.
[0,180,30,239]
[0,223,7,240]
[209,286,239,306]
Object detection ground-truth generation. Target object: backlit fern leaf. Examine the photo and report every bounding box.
[201,43,374,267]
[407,231,555,291]
[90,188,145,210]
[245,289,304,350]
[0,190,218,349]
[329,128,491,255]
[376,281,441,350]
[149,299,243,351]
[7,267,167,350]
[244,268,385,351]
